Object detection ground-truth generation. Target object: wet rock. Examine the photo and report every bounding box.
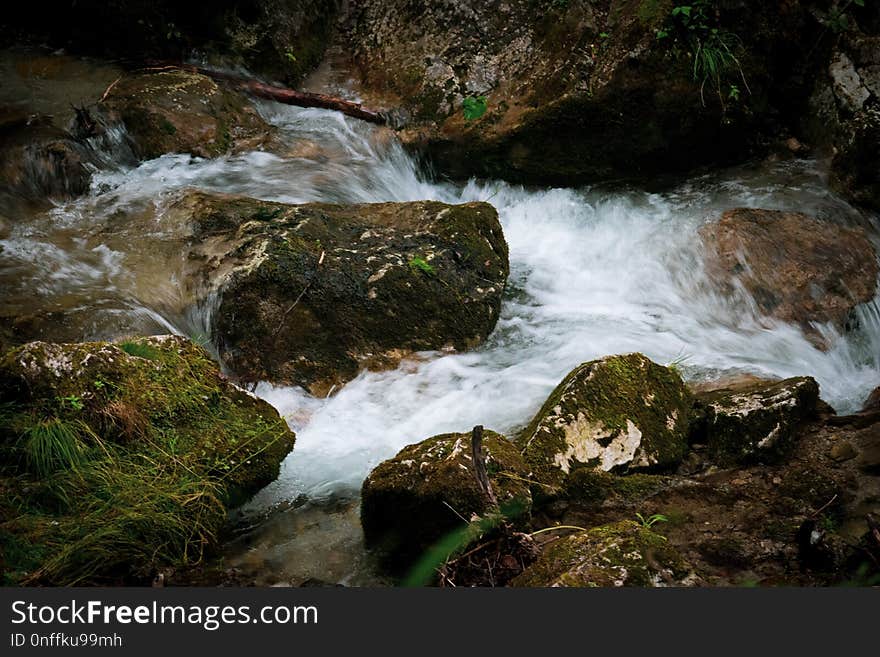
[170,191,509,392]
[4,1,338,88]
[518,354,692,490]
[335,0,817,184]
[0,110,94,204]
[512,520,696,587]
[0,335,295,501]
[864,387,880,413]
[97,70,272,160]
[693,376,819,465]
[808,31,880,210]
[700,208,878,331]
[0,336,295,585]
[360,430,532,567]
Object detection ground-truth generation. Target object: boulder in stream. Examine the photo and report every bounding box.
[97,70,273,160]
[0,335,295,585]
[171,191,509,393]
[700,208,878,332]
[692,376,821,465]
[360,430,532,567]
[517,353,692,491]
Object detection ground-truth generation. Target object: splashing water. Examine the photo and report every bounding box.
[3,101,879,514]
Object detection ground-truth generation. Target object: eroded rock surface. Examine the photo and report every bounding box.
[169,191,509,392]
[360,430,532,566]
[518,354,692,489]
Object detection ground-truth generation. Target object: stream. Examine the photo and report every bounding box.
[3,51,880,585]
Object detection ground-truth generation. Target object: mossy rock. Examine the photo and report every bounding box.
[0,335,295,584]
[693,376,819,465]
[512,520,694,587]
[562,469,672,505]
[360,430,532,568]
[171,191,509,393]
[518,354,692,491]
[98,70,272,160]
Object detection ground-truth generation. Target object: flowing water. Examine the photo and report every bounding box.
[3,55,880,584]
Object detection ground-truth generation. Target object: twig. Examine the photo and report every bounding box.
[272,250,324,338]
[810,494,839,518]
[471,425,497,506]
[100,76,122,103]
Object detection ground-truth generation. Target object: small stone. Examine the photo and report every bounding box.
[829,441,858,462]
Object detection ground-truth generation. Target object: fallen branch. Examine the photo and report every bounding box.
[142,62,387,125]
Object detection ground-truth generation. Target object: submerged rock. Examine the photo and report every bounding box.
[97,70,272,160]
[512,520,696,587]
[0,336,295,585]
[0,110,94,205]
[518,354,692,490]
[700,208,878,331]
[360,430,532,567]
[170,191,509,392]
[692,376,820,465]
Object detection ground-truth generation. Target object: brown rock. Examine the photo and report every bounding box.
[700,208,878,330]
[98,70,272,160]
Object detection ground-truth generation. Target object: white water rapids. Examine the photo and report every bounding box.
[4,101,880,519]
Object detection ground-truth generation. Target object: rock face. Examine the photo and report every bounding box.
[170,191,509,392]
[512,520,695,587]
[3,1,339,88]
[97,70,272,160]
[692,377,820,465]
[518,354,692,490]
[0,336,295,585]
[360,430,532,566]
[808,29,880,209]
[700,208,878,331]
[336,0,816,184]
[0,110,94,205]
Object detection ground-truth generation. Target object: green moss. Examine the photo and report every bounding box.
[512,519,691,587]
[519,354,692,490]
[361,430,531,570]
[0,336,295,584]
[563,469,670,504]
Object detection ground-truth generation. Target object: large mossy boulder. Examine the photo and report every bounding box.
[512,520,695,587]
[518,354,692,490]
[692,376,820,465]
[700,208,878,333]
[337,0,819,184]
[0,335,295,585]
[360,430,532,567]
[97,70,272,160]
[171,191,509,393]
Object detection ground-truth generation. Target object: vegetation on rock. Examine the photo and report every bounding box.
[0,336,295,585]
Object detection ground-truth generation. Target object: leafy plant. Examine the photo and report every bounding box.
[462,95,488,121]
[409,256,436,276]
[57,395,84,412]
[636,512,669,529]
[822,0,865,33]
[657,1,750,109]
